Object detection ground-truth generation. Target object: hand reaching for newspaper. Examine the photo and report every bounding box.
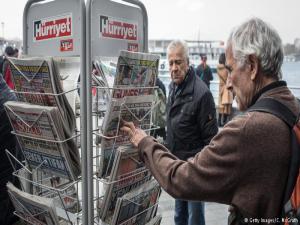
[120,121,147,147]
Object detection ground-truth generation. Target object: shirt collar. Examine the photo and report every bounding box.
[249,80,287,107]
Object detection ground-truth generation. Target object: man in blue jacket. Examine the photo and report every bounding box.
[166,40,218,225]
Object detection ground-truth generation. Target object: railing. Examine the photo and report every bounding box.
[211,81,300,104]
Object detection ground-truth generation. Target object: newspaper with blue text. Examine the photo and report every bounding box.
[4,101,81,180]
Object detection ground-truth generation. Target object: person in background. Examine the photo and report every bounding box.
[0,74,22,225]
[13,48,19,58]
[121,17,297,223]
[217,53,233,126]
[196,54,213,89]
[158,39,218,225]
[2,46,19,89]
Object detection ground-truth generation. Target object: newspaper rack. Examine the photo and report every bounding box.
[117,204,159,225]
[95,86,159,176]
[20,0,153,223]
[5,94,81,182]
[6,150,82,225]
[90,50,161,224]
[5,60,162,225]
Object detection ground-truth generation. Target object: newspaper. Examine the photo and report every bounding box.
[113,50,159,95]
[98,51,159,178]
[145,215,162,225]
[4,101,81,181]
[8,57,76,133]
[7,182,60,225]
[92,60,112,113]
[53,57,81,115]
[99,95,154,178]
[99,146,151,222]
[111,179,161,225]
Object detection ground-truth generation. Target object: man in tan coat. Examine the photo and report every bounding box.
[121,17,300,223]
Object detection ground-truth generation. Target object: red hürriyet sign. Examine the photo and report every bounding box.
[34,14,72,41]
[100,15,137,41]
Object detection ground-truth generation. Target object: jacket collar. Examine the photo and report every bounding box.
[249,80,287,107]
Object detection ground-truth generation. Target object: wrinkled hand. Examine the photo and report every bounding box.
[120,121,147,147]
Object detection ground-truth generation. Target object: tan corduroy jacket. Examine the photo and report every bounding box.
[137,83,300,221]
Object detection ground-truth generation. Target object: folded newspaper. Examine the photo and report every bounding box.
[99,95,153,178]
[8,57,76,134]
[111,179,161,225]
[145,215,162,225]
[99,146,151,222]
[7,182,60,225]
[98,51,159,178]
[4,101,81,181]
[53,57,81,115]
[113,50,159,93]
[92,60,112,113]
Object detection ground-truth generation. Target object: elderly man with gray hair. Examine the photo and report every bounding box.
[162,39,218,225]
[121,17,299,223]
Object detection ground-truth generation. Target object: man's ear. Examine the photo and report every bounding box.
[248,54,259,80]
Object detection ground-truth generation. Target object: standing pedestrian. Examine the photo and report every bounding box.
[217,53,233,126]
[196,54,213,89]
[165,40,218,225]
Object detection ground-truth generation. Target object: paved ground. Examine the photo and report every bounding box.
[158,190,229,225]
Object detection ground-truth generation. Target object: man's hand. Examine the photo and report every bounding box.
[120,121,147,147]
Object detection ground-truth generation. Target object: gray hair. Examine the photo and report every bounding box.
[227,17,283,79]
[167,39,189,63]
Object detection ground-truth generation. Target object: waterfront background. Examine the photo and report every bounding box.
[159,61,300,104]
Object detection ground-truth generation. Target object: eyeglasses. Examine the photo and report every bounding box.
[169,60,183,67]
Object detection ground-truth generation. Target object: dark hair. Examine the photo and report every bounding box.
[219,53,226,65]
[5,46,15,56]
[201,54,207,60]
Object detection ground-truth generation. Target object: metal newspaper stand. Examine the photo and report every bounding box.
[13,0,86,224]
[13,0,156,224]
[86,1,160,224]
